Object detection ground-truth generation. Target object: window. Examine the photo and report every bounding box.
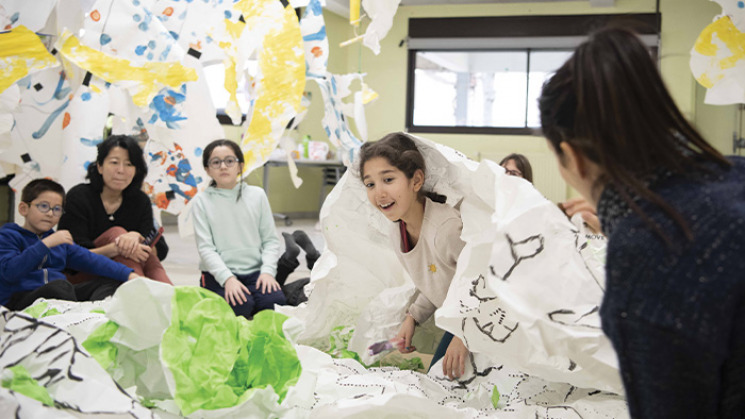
[405,14,660,135]
[412,50,573,130]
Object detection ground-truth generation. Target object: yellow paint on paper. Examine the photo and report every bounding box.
[0,26,58,93]
[693,16,745,88]
[230,0,305,173]
[57,32,197,107]
[224,19,245,40]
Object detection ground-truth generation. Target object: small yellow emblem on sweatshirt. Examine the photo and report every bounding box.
[429,264,437,273]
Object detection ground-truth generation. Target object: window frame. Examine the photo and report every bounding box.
[404,13,660,136]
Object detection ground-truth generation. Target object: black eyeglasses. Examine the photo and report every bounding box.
[208,157,239,169]
[30,201,65,216]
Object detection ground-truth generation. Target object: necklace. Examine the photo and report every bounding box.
[101,193,122,221]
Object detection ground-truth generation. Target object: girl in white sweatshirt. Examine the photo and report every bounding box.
[359,132,468,380]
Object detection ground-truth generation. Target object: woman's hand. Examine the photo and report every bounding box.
[442,336,469,380]
[128,244,152,264]
[395,314,417,354]
[256,273,280,294]
[115,231,144,259]
[224,276,249,306]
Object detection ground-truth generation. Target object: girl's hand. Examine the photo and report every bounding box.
[224,276,249,306]
[395,314,417,354]
[443,336,469,380]
[256,273,280,294]
[115,231,144,259]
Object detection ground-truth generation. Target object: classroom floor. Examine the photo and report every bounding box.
[161,217,324,287]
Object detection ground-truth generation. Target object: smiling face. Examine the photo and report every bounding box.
[97,146,136,194]
[20,191,64,235]
[205,145,242,189]
[362,156,424,223]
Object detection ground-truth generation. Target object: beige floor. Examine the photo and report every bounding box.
[161,217,324,287]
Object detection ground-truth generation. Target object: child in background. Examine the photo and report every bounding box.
[358,132,469,380]
[0,179,138,310]
[192,139,286,318]
[499,153,533,183]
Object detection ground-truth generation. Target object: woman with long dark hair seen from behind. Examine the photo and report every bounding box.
[59,135,172,285]
[539,27,744,418]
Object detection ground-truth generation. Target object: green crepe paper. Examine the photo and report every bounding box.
[327,326,365,364]
[325,326,425,371]
[491,385,500,408]
[41,308,61,317]
[23,301,48,318]
[1,365,54,406]
[161,287,302,415]
[82,321,120,371]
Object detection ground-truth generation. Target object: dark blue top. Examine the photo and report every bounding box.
[0,223,133,306]
[598,157,745,418]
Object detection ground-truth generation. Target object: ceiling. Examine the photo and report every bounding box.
[324,0,616,17]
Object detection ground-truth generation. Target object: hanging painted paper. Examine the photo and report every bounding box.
[712,0,745,31]
[231,0,305,175]
[0,0,57,32]
[361,0,401,55]
[314,73,364,165]
[82,0,184,63]
[56,30,197,107]
[301,0,329,79]
[0,26,59,94]
[58,78,110,191]
[1,69,73,191]
[690,14,745,104]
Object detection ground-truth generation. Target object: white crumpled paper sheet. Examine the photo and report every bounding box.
[280,134,624,397]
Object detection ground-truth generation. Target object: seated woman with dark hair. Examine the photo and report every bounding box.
[499,153,533,183]
[59,135,172,285]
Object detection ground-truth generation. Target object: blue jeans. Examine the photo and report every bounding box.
[428,331,454,372]
[201,271,286,318]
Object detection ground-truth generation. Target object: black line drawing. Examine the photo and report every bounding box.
[489,233,545,282]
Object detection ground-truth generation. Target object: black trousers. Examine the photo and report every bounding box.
[6,278,122,311]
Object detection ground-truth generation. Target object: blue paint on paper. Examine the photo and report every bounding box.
[99,33,112,45]
[80,137,103,147]
[302,27,327,42]
[135,45,147,55]
[81,92,91,101]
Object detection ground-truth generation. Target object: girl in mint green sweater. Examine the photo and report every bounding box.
[192,139,285,318]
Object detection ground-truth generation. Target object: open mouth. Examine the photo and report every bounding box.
[379,202,394,210]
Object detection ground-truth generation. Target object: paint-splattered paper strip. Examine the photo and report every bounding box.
[0,26,59,94]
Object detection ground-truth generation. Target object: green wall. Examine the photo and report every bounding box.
[227,0,738,212]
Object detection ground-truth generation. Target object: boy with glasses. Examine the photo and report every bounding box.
[0,179,138,310]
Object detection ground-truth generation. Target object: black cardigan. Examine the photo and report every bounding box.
[59,183,168,261]
[598,157,745,418]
